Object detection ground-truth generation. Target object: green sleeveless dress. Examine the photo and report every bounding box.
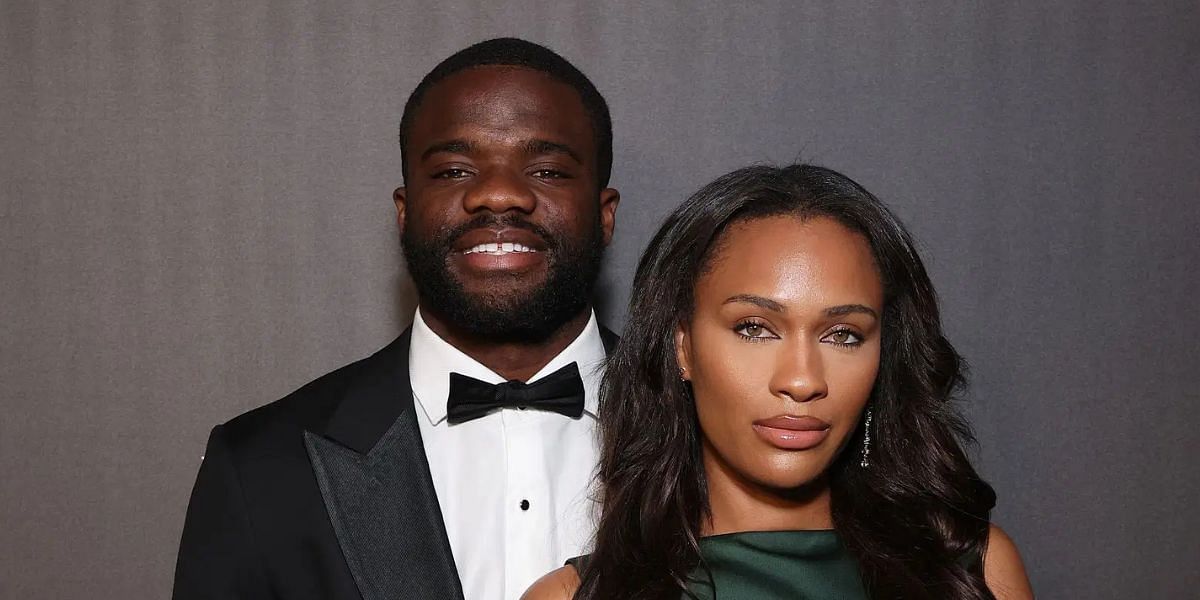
[569,530,868,599]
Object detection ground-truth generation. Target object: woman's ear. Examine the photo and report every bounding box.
[674,321,692,382]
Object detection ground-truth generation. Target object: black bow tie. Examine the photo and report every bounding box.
[445,362,586,425]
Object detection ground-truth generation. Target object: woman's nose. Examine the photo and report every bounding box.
[769,341,829,403]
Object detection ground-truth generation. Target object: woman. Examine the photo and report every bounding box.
[525,164,1032,599]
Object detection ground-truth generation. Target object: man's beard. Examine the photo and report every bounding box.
[402,212,605,344]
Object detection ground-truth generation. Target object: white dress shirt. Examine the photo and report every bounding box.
[408,308,605,600]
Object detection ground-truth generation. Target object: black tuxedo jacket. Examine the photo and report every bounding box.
[172,327,617,600]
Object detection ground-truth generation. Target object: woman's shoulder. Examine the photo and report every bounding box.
[984,524,1034,600]
[520,565,581,600]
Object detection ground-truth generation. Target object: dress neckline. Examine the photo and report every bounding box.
[698,529,845,558]
[701,528,837,541]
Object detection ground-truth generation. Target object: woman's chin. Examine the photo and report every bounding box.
[751,470,830,500]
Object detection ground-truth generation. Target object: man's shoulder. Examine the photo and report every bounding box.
[218,334,408,451]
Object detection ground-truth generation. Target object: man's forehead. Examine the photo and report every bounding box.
[409,67,593,152]
[419,137,584,166]
[413,67,588,127]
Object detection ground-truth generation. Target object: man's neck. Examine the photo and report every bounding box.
[418,307,593,382]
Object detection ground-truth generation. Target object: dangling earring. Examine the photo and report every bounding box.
[860,407,873,468]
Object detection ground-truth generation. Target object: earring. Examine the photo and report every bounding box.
[860,407,873,468]
[678,366,687,381]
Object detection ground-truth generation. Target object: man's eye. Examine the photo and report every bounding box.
[531,169,570,179]
[433,168,470,179]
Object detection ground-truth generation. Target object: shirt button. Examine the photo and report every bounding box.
[520,499,530,511]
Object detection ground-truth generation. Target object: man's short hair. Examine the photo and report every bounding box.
[398,37,613,189]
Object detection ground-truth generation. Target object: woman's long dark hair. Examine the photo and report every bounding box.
[577,164,996,599]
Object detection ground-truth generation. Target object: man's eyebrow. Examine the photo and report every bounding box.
[421,139,475,162]
[723,294,786,313]
[824,304,879,319]
[521,139,583,165]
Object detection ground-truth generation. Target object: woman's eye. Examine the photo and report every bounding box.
[823,329,863,346]
[734,321,775,340]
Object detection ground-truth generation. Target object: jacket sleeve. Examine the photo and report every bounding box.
[172,425,271,599]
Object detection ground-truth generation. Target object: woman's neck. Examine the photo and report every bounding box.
[701,447,834,536]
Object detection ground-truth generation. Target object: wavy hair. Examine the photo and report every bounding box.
[577,164,996,599]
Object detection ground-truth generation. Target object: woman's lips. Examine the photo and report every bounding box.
[752,415,831,450]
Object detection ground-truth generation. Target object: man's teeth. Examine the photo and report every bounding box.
[463,242,538,255]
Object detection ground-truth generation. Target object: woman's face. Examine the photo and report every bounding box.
[676,215,884,492]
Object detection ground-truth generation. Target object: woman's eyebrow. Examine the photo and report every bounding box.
[824,304,879,319]
[722,296,879,320]
[723,294,785,313]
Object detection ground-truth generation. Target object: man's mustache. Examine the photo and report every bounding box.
[438,214,557,250]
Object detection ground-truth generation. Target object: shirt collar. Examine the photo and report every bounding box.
[408,307,606,426]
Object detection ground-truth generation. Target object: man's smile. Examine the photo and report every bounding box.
[462,242,538,255]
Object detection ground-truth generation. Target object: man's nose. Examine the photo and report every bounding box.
[769,341,829,403]
[462,169,537,214]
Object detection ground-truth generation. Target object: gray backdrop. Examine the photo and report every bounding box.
[2,1,1197,598]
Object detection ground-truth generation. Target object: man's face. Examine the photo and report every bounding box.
[395,66,619,342]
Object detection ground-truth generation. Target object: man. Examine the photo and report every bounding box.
[173,38,621,600]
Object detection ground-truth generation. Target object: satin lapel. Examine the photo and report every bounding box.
[304,331,464,600]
